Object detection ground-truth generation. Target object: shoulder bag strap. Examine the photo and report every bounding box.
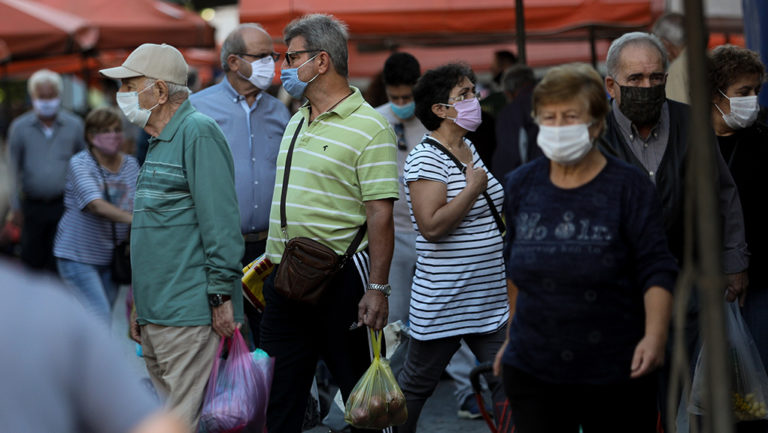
[88,150,118,247]
[424,136,505,235]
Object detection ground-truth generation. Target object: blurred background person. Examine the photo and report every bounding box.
[481,50,518,116]
[0,152,186,433]
[53,107,138,324]
[490,64,541,181]
[6,69,86,271]
[652,12,689,104]
[496,63,677,433]
[709,45,768,433]
[398,63,509,432]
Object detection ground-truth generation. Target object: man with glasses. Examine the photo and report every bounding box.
[601,32,749,425]
[190,24,290,348]
[260,14,398,433]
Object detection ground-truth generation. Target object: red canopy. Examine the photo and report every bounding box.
[33,0,214,50]
[240,0,658,45]
[0,0,97,60]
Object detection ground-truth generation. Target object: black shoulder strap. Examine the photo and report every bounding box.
[279,118,367,258]
[424,136,505,235]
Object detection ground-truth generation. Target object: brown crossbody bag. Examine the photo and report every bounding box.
[274,118,366,304]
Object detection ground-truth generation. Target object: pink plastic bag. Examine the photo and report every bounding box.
[199,329,274,433]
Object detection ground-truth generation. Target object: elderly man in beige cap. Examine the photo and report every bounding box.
[100,43,244,427]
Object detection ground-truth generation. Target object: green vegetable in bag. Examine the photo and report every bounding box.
[345,329,408,429]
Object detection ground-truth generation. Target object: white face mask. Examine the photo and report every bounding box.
[238,56,275,90]
[716,90,759,130]
[116,83,158,128]
[536,123,593,165]
[32,98,61,118]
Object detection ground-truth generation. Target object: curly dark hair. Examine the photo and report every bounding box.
[708,45,765,99]
[413,63,476,131]
[382,52,421,87]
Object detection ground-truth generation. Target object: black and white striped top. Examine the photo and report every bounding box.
[403,136,509,341]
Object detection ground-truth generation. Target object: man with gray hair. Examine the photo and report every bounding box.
[601,31,749,423]
[6,68,86,271]
[100,43,244,428]
[261,14,398,433]
[652,12,689,103]
[191,24,290,346]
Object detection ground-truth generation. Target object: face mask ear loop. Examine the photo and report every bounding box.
[713,101,727,117]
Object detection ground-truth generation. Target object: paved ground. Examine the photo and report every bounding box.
[112,286,495,433]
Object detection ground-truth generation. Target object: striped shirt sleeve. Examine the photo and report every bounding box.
[404,145,449,185]
[70,155,104,211]
[356,127,399,201]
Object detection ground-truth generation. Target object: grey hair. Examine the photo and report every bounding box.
[27,69,63,97]
[501,64,535,94]
[284,14,349,78]
[606,32,669,78]
[220,23,270,72]
[145,79,190,103]
[652,13,685,48]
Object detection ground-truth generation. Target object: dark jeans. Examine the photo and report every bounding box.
[503,365,658,433]
[20,198,63,271]
[396,326,507,433]
[241,239,266,349]
[260,256,381,433]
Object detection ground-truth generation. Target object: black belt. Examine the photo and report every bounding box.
[24,195,63,204]
[243,230,269,243]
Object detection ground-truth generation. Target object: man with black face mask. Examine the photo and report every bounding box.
[600,31,750,426]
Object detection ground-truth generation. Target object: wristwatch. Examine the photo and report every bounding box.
[207,294,231,307]
[367,283,391,297]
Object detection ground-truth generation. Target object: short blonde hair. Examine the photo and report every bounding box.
[532,63,610,133]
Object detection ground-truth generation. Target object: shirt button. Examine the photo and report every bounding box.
[253,181,258,185]
[252,158,256,162]
[251,135,254,138]
[251,226,255,230]
[649,171,655,176]
[644,142,649,148]
[253,204,258,209]
[630,134,634,140]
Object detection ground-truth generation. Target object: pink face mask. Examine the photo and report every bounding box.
[91,132,122,155]
[444,97,483,132]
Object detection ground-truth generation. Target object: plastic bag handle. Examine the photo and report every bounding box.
[370,328,382,360]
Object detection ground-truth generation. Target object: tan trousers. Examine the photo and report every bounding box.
[141,324,219,428]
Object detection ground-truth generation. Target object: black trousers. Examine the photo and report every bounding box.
[20,198,63,271]
[503,365,658,433]
[260,253,382,433]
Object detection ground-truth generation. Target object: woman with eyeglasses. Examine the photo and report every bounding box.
[495,63,677,433]
[709,46,768,433]
[397,63,509,432]
[54,107,139,324]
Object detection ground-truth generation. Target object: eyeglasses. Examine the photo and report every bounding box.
[447,89,477,103]
[285,49,322,67]
[238,52,281,62]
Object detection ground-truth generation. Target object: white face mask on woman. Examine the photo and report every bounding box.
[116,82,158,128]
[715,90,759,130]
[536,123,593,165]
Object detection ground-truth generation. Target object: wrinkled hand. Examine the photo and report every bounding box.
[493,339,509,377]
[129,307,141,343]
[465,159,488,196]
[357,290,388,331]
[725,271,749,306]
[211,300,238,338]
[630,334,666,378]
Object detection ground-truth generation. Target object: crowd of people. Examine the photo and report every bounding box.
[2,9,768,433]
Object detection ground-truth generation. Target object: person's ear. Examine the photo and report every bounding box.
[315,51,331,75]
[431,103,446,119]
[227,54,241,73]
[154,80,169,104]
[605,76,617,100]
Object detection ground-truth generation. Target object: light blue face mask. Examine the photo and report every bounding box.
[280,54,319,100]
[390,101,415,120]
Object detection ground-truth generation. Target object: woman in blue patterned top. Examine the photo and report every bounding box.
[494,63,678,433]
[54,107,139,324]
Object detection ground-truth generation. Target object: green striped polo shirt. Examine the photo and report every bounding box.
[265,87,398,263]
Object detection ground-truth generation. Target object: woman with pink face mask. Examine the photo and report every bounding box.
[398,63,509,432]
[54,107,139,325]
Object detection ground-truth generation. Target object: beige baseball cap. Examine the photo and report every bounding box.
[100,43,188,86]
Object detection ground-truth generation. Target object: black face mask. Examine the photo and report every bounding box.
[618,84,666,127]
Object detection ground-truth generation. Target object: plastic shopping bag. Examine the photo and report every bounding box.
[199,328,275,433]
[344,329,408,429]
[689,301,768,421]
[242,254,274,311]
